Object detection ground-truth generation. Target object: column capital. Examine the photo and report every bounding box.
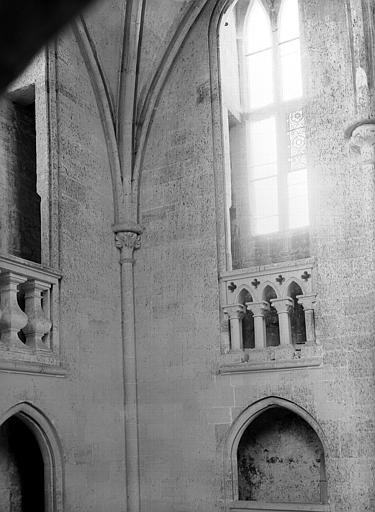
[347,121,375,160]
[223,304,246,320]
[114,231,142,263]
[297,293,317,311]
[245,301,269,317]
[271,297,294,315]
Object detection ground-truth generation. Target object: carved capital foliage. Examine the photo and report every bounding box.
[115,231,141,263]
[246,301,270,317]
[271,297,294,315]
[297,293,317,311]
[223,304,246,320]
[115,231,141,251]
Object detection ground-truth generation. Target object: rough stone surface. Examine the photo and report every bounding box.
[0,0,375,511]
[237,408,323,503]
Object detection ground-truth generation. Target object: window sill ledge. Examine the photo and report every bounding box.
[229,501,330,512]
[0,346,66,376]
[0,357,66,376]
[0,252,62,279]
[219,344,323,374]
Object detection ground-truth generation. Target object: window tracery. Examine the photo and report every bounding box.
[220,0,310,268]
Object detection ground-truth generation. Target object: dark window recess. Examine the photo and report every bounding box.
[263,286,280,347]
[0,416,45,512]
[288,282,306,345]
[239,290,255,349]
[237,407,326,504]
[6,98,41,263]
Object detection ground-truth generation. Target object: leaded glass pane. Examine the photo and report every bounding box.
[246,0,273,54]
[280,39,303,101]
[254,216,279,234]
[279,0,300,43]
[252,177,279,234]
[249,117,277,167]
[247,49,274,108]
[288,169,309,228]
[287,110,304,131]
[287,110,306,171]
[252,163,277,180]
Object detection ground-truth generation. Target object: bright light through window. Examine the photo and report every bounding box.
[288,169,309,228]
[247,49,274,109]
[249,117,277,170]
[279,0,300,42]
[253,177,279,235]
[244,0,307,235]
[280,40,303,101]
[245,0,274,109]
[246,0,272,53]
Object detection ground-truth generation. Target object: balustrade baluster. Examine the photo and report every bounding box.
[21,280,52,351]
[0,271,28,349]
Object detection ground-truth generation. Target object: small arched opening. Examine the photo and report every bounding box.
[0,415,44,511]
[263,285,279,347]
[237,407,326,504]
[0,403,63,512]
[222,397,329,511]
[288,281,306,345]
[238,289,254,349]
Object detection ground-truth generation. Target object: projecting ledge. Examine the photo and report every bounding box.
[219,346,323,374]
[0,359,67,377]
[229,501,330,512]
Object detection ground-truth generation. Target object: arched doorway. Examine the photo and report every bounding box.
[0,403,63,512]
[0,415,45,511]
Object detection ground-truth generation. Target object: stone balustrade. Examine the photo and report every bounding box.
[220,260,321,371]
[0,255,61,370]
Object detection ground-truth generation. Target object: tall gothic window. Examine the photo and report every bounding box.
[220,0,310,268]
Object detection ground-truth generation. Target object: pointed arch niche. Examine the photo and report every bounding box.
[0,402,64,512]
[222,397,330,512]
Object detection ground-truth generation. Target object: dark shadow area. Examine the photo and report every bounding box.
[239,290,255,349]
[237,407,326,504]
[289,282,306,345]
[0,416,45,512]
[263,286,280,347]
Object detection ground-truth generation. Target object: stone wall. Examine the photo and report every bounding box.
[0,3,127,511]
[135,1,375,511]
[0,0,374,510]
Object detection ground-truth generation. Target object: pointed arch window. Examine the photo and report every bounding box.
[219,0,310,263]
[244,0,308,236]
